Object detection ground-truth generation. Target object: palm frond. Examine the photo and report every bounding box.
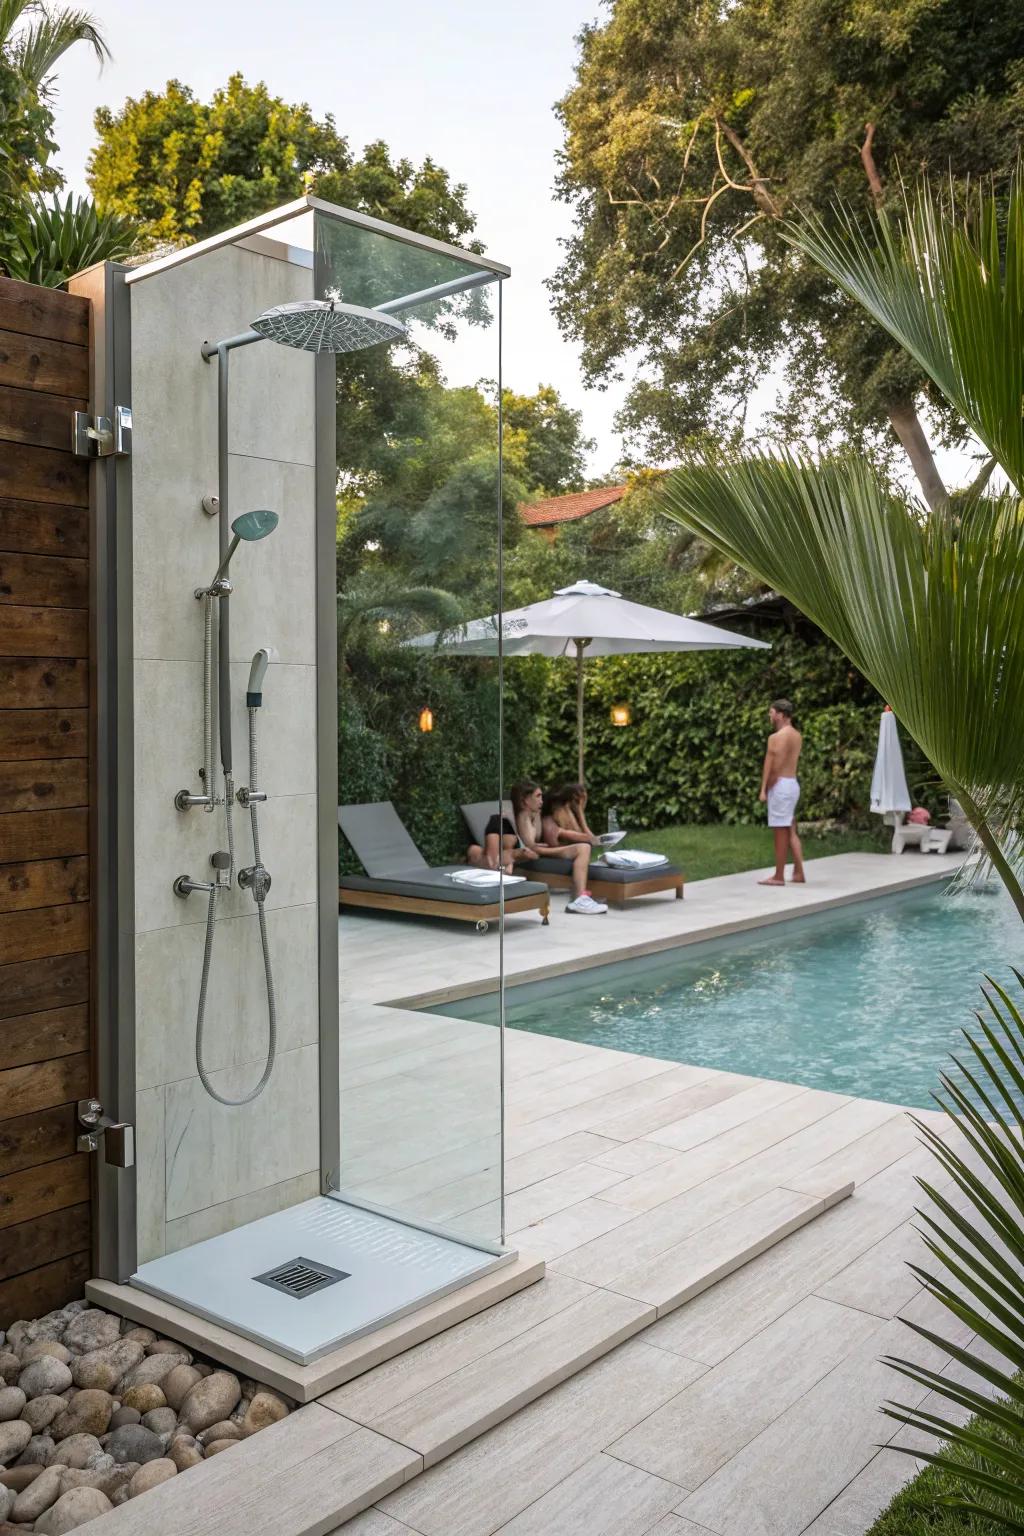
[872,978,1024,1531]
[337,583,463,657]
[784,176,1024,495]
[10,5,109,85]
[660,454,1024,907]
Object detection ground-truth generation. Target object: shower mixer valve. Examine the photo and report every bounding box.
[238,863,272,902]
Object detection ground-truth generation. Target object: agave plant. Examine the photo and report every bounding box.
[882,975,1024,1532]
[5,192,136,286]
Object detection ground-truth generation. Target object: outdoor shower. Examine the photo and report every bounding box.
[174,296,408,1107]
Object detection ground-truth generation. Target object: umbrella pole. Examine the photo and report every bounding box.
[575,639,585,784]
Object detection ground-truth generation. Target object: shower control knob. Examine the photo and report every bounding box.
[210,850,231,871]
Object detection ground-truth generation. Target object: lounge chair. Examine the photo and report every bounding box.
[461,801,684,908]
[338,801,550,932]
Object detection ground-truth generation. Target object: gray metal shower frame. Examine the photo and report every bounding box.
[77,197,510,1283]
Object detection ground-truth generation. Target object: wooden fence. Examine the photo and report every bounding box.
[0,275,94,1322]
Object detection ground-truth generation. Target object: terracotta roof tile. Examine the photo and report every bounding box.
[519,485,628,527]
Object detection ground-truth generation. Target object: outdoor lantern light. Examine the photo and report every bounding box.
[418,707,434,733]
[610,703,632,728]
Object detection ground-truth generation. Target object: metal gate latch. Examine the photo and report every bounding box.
[72,405,132,458]
[77,1098,135,1167]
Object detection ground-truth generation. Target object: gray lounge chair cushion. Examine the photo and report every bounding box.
[340,868,549,907]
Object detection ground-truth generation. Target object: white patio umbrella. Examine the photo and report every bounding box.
[870,707,912,821]
[406,580,769,781]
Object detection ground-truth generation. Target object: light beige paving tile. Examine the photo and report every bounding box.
[509,1057,683,1127]
[815,1216,926,1318]
[380,1339,706,1536]
[492,1160,628,1230]
[784,1111,919,1200]
[509,1193,636,1261]
[645,1079,814,1153]
[609,1185,834,1314]
[324,1272,594,1423]
[510,1064,722,1146]
[80,1403,356,1535]
[608,1296,881,1488]
[645,1521,726,1536]
[645,1155,928,1365]
[331,1514,422,1535]
[366,1286,658,1465]
[590,1072,757,1143]
[401,1132,620,1222]
[494,1451,685,1534]
[601,1090,850,1212]
[799,1449,918,1536]
[229,1426,420,1534]
[590,1139,681,1175]
[676,1316,950,1535]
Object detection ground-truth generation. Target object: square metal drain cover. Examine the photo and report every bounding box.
[253,1256,350,1299]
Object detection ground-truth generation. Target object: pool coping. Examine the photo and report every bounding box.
[388,856,962,1011]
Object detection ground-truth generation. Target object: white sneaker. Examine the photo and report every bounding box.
[566,893,608,915]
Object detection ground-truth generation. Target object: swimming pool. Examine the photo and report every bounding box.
[425,882,1024,1109]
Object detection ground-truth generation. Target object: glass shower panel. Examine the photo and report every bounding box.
[318,210,507,1251]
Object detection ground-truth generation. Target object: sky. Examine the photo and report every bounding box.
[49,0,631,478]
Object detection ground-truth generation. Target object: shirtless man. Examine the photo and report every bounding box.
[758,699,805,886]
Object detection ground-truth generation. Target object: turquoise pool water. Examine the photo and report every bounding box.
[426,883,1023,1109]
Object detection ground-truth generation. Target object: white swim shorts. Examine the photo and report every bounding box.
[767,777,800,827]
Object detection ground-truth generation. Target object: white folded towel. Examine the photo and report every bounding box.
[602,849,669,869]
[447,868,527,887]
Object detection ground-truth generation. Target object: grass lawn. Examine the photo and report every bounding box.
[619,822,890,882]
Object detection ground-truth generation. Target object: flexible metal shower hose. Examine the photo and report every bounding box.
[193,608,277,1107]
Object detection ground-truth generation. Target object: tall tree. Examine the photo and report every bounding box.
[551,0,1024,505]
[88,73,479,251]
[502,384,594,497]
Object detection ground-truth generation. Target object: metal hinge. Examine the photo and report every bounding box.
[77,1098,135,1167]
[72,404,132,459]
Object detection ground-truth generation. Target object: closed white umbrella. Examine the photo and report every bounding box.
[870,707,912,820]
[407,580,769,781]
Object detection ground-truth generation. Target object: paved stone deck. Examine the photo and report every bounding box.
[331,850,981,1535]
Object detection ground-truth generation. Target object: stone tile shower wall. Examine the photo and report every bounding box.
[129,246,320,1262]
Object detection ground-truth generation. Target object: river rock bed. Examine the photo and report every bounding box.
[0,1302,293,1532]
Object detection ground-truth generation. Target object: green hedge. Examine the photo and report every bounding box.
[338,628,940,869]
[522,630,938,832]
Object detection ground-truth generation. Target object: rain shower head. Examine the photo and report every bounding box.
[250,298,407,354]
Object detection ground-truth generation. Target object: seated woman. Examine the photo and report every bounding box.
[514,781,607,915]
[545,782,599,847]
[467,808,525,875]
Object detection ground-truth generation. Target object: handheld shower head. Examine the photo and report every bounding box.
[247,646,278,708]
[207,509,279,590]
[232,509,279,542]
[250,298,406,354]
